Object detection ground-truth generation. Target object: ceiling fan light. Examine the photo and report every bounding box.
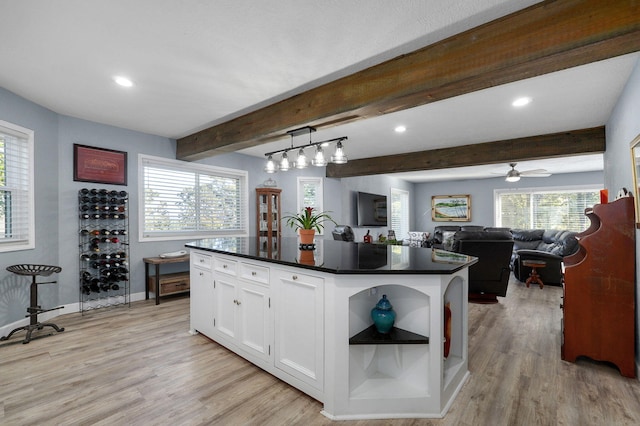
[279,151,290,171]
[505,169,520,182]
[264,155,278,173]
[311,145,327,167]
[295,148,308,169]
[331,141,348,164]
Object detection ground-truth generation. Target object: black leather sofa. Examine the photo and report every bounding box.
[430,225,511,249]
[510,229,579,285]
[451,229,514,303]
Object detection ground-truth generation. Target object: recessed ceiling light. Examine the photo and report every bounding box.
[395,125,406,133]
[113,76,133,87]
[512,97,531,107]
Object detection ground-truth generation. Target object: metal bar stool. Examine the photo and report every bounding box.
[1,264,65,344]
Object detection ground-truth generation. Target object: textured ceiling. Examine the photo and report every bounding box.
[1,0,636,181]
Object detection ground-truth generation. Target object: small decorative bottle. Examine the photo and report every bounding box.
[371,294,396,334]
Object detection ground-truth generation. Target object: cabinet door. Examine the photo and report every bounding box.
[274,269,324,390]
[237,281,271,362]
[214,273,237,340]
[190,266,214,336]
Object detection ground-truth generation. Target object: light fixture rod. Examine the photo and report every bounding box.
[286,126,316,137]
[264,136,348,157]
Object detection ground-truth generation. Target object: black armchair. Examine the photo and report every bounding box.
[451,230,514,303]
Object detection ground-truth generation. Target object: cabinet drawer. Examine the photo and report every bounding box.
[192,252,212,270]
[149,272,190,296]
[240,262,269,285]
[214,256,237,275]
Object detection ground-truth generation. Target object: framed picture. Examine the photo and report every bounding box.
[432,194,471,222]
[630,134,640,227]
[74,144,127,185]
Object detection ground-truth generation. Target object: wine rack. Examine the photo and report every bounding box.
[78,188,130,313]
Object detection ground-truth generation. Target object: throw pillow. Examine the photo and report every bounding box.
[442,231,456,251]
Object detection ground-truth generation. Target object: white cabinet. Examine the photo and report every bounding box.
[190,252,214,336]
[189,246,470,420]
[274,268,324,391]
[212,255,272,363]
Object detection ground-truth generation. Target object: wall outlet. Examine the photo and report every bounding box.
[369,287,378,296]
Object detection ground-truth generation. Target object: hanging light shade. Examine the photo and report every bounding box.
[264,155,278,173]
[279,151,290,171]
[331,141,348,164]
[295,148,308,169]
[312,145,327,167]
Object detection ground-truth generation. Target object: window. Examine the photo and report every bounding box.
[390,188,409,240]
[297,177,324,234]
[139,154,248,241]
[0,120,34,252]
[495,186,601,232]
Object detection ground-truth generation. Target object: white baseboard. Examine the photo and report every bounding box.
[1,291,146,339]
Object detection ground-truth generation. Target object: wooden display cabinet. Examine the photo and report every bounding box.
[256,188,281,259]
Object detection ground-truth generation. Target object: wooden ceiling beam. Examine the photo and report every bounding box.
[326,127,605,178]
[176,0,639,161]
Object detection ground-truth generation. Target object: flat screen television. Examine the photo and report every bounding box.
[356,191,387,226]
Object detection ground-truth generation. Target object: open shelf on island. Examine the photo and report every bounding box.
[349,325,429,345]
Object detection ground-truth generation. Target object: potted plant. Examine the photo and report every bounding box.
[283,207,336,245]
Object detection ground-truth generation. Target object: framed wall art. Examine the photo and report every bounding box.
[431,194,471,222]
[73,144,128,185]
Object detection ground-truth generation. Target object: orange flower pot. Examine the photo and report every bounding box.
[299,229,315,245]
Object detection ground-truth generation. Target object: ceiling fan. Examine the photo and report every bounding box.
[502,162,551,182]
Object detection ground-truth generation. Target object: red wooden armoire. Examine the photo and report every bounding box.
[562,195,636,377]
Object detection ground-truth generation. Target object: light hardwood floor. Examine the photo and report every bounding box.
[2,276,640,426]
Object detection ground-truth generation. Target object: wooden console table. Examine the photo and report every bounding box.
[143,256,190,305]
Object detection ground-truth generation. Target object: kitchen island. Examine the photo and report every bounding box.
[186,237,476,420]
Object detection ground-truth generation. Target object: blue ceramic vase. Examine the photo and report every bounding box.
[371,294,396,334]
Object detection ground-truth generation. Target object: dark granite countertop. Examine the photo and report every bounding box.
[186,237,477,275]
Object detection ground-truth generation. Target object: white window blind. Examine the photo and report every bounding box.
[495,186,600,232]
[0,120,34,252]
[139,155,248,241]
[297,177,324,234]
[390,188,409,240]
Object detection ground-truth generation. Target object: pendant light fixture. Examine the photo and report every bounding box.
[295,148,308,169]
[263,126,348,173]
[264,155,278,173]
[330,140,348,164]
[279,151,290,171]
